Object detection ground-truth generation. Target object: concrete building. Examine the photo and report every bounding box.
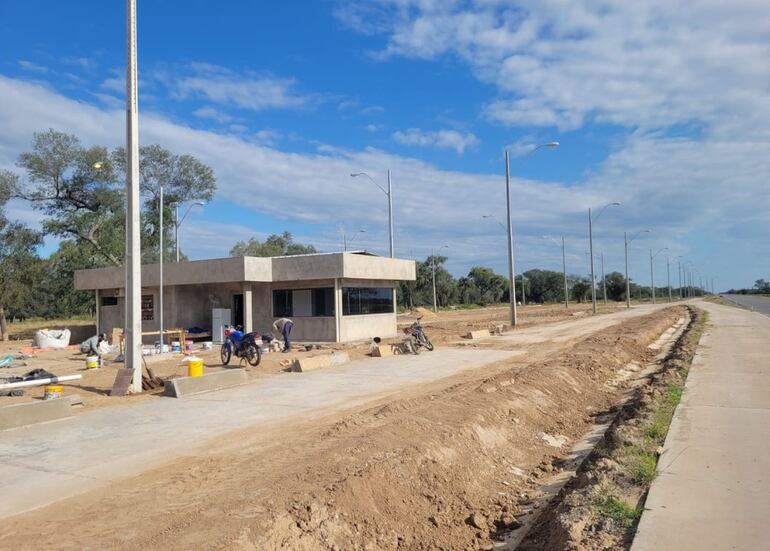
[74,252,416,343]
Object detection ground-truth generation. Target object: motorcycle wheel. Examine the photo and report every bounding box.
[220,344,231,366]
[421,335,434,351]
[245,344,261,367]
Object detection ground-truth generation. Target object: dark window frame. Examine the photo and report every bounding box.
[342,287,394,316]
[101,296,118,307]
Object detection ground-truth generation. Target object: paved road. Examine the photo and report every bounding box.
[722,293,770,316]
[633,301,770,551]
[0,302,670,520]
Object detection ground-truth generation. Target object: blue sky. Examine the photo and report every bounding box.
[1,0,769,290]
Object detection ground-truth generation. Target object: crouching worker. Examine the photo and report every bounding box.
[272,318,293,353]
[80,333,108,362]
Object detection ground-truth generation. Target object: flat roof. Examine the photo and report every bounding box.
[74,251,416,290]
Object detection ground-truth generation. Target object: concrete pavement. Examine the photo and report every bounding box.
[633,301,770,551]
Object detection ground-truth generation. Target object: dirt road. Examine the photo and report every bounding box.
[0,303,682,550]
[632,301,770,550]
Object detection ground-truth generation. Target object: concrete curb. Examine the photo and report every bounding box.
[163,369,249,398]
[292,352,351,373]
[0,395,83,431]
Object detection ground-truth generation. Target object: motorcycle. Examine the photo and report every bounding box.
[403,319,434,352]
[220,325,262,367]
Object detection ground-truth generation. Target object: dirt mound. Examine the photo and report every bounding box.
[0,307,686,551]
[411,307,439,321]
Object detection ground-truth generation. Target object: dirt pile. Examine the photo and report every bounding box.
[0,307,685,551]
[518,306,705,551]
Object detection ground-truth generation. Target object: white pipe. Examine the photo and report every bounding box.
[0,374,82,390]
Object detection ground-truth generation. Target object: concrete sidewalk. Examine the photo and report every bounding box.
[633,301,770,551]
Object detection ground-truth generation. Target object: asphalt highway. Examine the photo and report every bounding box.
[722,293,770,316]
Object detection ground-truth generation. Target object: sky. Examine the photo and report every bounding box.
[1,0,769,291]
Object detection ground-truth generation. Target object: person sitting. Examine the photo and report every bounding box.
[272,318,293,353]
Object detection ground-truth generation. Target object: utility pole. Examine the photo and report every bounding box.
[521,275,527,306]
[432,249,437,313]
[387,170,394,258]
[125,0,142,393]
[159,185,164,352]
[624,232,631,308]
[561,236,568,309]
[667,256,672,302]
[589,208,596,313]
[505,150,518,327]
[650,249,655,305]
[174,205,180,262]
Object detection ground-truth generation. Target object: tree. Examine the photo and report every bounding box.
[522,269,565,303]
[755,279,770,294]
[0,170,43,339]
[570,277,592,303]
[465,266,507,305]
[603,271,627,302]
[230,231,317,257]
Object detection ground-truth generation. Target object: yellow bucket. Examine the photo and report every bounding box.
[44,385,63,400]
[86,355,100,369]
[187,358,204,378]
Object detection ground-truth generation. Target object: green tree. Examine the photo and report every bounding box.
[603,271,627,301]
[0,170,44,338]
[230,231,317,257]
[570,276,592,303]
[522,269,565,303]
[465,266,507,305]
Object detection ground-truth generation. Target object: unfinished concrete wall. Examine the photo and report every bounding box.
[339,313,398,342]
[342,254,415,281]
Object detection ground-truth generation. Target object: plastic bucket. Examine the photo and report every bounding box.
[44,385,63,400]
[184,340,193,352]
[202,341,213,351]
[86,355,100,369]
[187,357,204,378]
[171,341,181,353]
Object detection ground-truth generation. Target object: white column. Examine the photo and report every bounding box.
[334,278,342,343]
[95,289,100,335]
[243,283,253,333]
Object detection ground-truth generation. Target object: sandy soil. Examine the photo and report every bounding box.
[0,302,624,411]
[0,306,685,550]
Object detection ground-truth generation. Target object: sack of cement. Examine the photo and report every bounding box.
[34,329,72,349]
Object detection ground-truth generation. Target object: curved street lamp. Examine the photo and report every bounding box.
[431,244,449,312]
[588,202,621,313]
[171,201,206,262]
[650,247,669,304]
[543,235,569,309]
[504,141,560,326]
[624,229,651,308]
[350,171,394,258]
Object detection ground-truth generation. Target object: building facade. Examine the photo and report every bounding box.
[74,252,416,343]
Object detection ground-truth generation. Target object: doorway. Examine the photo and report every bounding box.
[233,294,244,328]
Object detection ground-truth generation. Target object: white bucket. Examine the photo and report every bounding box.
[86,355,100,369]
[202,341,213,351]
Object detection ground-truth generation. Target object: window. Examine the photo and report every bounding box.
[312,288,335,317]
[141,294,154,321]
[273,290,293,317]
[342,287,394,315]
[101,296,118,307]
[273,288,335,317]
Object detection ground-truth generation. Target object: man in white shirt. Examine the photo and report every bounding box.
[272,318,294,353]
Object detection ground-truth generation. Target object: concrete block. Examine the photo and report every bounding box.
[0,398,76,431]
[371,345,394,357]
[491,324,510,335]
[292,352,351,372]
[163,369,248,398]
[464,329,491,340]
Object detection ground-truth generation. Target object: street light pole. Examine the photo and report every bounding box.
[588,202,620,314]
[504,150,517,326]
[174,201,206,262]
[431,245,448,312]
[159,185,164,352]
[667,256,672,302]
[125,0,142,393]
[624,229,651,308]
[649,247,669,304]
[350,171,394,258]
[543,235,568,309]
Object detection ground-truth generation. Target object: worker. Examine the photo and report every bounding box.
[80,333,107,357]
[272,318,293,353]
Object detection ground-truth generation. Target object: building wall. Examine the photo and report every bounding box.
[339,313,398,342]
[252,279,337,342]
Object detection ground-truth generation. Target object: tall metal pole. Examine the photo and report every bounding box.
[589,208,597,314]
[505,150,518,326]
[159,185,164,352]
[562,235,568,309]
[624,232,631,308]
[667,256,672,302]
[431,248,438,313]
[521,275,526,306]
[678,260,682,299]
[174,204,180,262]
[650,248,656,305]
[601,252,607,304]
[387,170,394,258]
[125,0,142,393]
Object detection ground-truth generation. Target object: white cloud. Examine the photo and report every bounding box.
[193,106,235,123]
[18,60,48,73]
[392,128,479,154]
[0,75,767,288]
[170,63,310,112]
